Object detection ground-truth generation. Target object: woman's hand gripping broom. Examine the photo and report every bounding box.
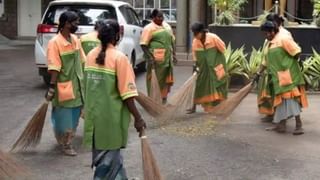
[10,87,54,151]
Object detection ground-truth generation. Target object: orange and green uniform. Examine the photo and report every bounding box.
[47,32,86,145]
[257,27,293,116]
[263,32,308,123]
[257,40,275,115]
[140,21,174,99]
[83,44,138,150]
[192,33,228,112]
[83,45,138,179]
[80,31,100,55]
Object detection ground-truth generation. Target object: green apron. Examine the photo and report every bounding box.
[146,28,174,97]
[257,41,274,115]
[81,37,100,55]
[194,48,228,107]
[83,67,131,150]
[52,50,84,108]
[266,47,304,95]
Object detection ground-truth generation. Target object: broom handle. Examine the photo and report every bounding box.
[140,128,147,139]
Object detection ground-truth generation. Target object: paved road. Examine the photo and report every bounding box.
[1,45,320,180]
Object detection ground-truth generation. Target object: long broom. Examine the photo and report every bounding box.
[140,129,163,180]
[209,81,254,119]
[11,100,49,151]
[135,91,169,118]
[166,72,198,115]
[0,149,30,178]
[150,67,162,104]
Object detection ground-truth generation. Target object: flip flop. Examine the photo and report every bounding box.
[293,128,304,135]
[265,126,286,133]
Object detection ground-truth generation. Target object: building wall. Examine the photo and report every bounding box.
[0,0,17,39]
[0,0,52,39]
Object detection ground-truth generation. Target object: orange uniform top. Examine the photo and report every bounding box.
[192,33,226,61]
[86,45,138,100]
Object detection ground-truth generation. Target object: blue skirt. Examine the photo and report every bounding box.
[92,149,127,180]
[51,106,81,145]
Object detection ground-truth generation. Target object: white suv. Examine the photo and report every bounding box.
[35,0,145,85]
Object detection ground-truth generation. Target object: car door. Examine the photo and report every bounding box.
[120,6,144,65]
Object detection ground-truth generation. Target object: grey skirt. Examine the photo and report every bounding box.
[273,98,301,123]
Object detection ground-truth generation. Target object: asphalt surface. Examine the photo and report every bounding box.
[1,45,320,180]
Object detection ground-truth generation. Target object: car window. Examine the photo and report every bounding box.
[127,7,141,26]
[43,5,117,25]
[119,6,140,26]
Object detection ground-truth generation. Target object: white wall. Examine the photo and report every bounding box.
[0,0,4,17]
[18,0,41,37]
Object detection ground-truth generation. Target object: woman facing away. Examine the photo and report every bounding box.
[83,19,146,179]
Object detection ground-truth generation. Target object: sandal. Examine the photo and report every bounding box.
[293,128,304,135]
[62,144,77,156]
[260,115,273,123]
[186,109,196,114]
[265,126,286,133]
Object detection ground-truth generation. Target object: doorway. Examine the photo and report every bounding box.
[18,0,41,37]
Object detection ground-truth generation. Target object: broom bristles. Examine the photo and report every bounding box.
[209,82,254,118]
[166,73,197,115]
[136,91,168,118]
[11,101,49,151]
[150,69,162,104]
[141,132,163,180]
[0,150,30,178]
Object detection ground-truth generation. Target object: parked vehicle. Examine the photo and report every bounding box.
[35,0,145,85]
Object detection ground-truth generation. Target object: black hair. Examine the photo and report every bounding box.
[57,11,79,33]
[96,19,120,65]
[260,20,279,33]
[150,9,162,19]
[266,13,284,26]
[191,22,207,34]
[94,19,104,30]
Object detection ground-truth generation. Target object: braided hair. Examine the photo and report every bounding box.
[57,11,79,33]
[94,19,104,31]
[96,19,120,65]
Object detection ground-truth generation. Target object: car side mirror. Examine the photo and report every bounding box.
[141,19,151,27]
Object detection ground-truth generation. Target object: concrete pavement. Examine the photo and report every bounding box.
[1,45,320,180]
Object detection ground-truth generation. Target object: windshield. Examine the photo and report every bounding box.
[43,4,117,25]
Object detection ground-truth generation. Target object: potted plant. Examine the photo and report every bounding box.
[208,0,247,25]
[312,0,320,27]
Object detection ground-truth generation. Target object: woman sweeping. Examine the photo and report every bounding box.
[257,21,307,135]
[257,13,293,122]
[46,11,85,156]
[187,22,228,113]
[140,9,176,104]
[83,19,146,179]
